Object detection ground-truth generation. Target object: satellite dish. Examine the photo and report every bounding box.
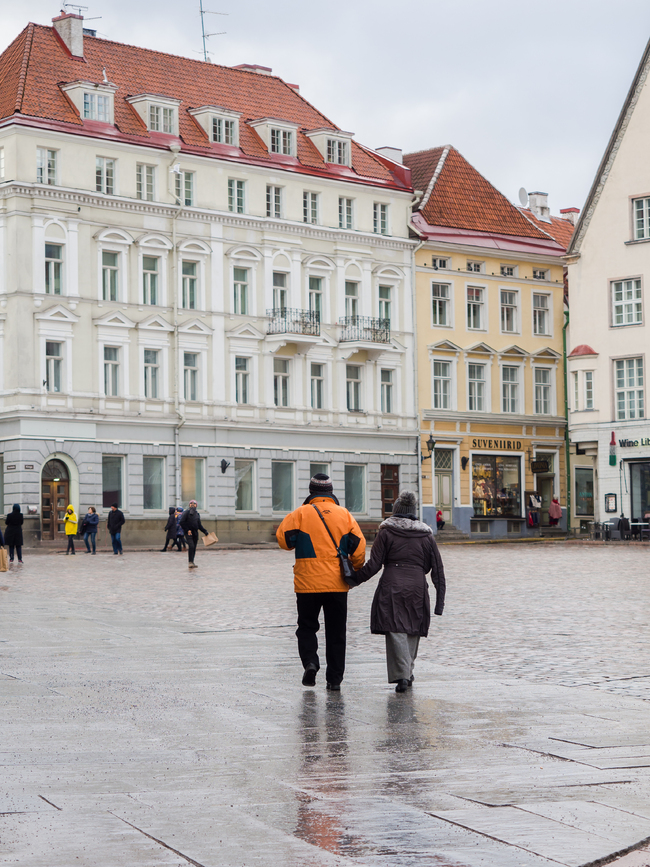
[518,187,528,207]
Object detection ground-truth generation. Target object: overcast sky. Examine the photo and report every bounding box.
[4,1,650,213]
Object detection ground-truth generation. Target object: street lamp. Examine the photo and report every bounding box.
[420,434,436,463]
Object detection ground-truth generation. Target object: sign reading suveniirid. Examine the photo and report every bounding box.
[471,439,522,450]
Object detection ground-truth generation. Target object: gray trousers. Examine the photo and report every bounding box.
[385,632,420,683]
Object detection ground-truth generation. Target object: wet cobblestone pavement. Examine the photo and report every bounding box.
[2,543,650,865]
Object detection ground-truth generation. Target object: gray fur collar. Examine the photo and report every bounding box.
[381,516,433,533]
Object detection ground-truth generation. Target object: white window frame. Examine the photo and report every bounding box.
[308,275,324,320]
[466,260,484,273]
[326,139,349,165]
[532,268,548,280]
[432,256,449,269]
[181,260,199,310]
[96,231,133,303]
[499,264,517,278]
[148,104,176,134]
[270,128,294,156]
[467,360,488,412]
[234,459,256,512]
[101,250,120,302]
[37,148,57,185]
[310,361,325,410]
[345,281,359,318]
[95,157,116,195]
[39,327,73,396]
[273,357,290,407]
[143,348,161,399]
[142,255,161,306]
[84,92,111,122]
[634,196,650,240]
[266,185,282,218]
[611,278,643,327]
[0,147,4,181]
[228,178,246,214]
[466,284,486,331]
[137,242,169,307]
[380,367,394,414]
[233,266,250,315]
[338,197,353,229]
[432,358,453,410]
[183,350,200,402]
[532,291,552,336]
[346,363,363,412]
[501,362,523,414]
[584,371,594,410]
[103,345,121,397]
[212,115,238,145]
[235,355,251,405]
[432,281,452,328]
[45,242,64,296]
[499,288,519,334]
[175,170,194,207]
[303,191,319,225]
[572,370,579,411]
[533,365,554,415]
[614,356,645,421]
[136,164,155,201]
[45,339,64,394]
[373,202,389,235]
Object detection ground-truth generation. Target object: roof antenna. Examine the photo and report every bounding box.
[62,2,89,13]
[199,0,228,62]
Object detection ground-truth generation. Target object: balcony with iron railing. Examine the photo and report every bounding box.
[266,308,321,336]
[338,316,391,344]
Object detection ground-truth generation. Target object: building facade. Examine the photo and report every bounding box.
[0,15,418,544]
[404,147,574,538]
[567,37,650,527]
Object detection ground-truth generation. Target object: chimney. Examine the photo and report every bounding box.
[376,146,403,164]
[560,207,580,226]
[528,191,551,223]
[233,64,273,75]
[53,11,84,58]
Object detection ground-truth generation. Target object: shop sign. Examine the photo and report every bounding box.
[471,438,522,450]
[619,437,650,447]
[531,460,549,474]
[604,493,617,513]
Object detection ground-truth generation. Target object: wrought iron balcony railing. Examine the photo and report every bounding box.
[266,308,320,336]
[339,316,391,343]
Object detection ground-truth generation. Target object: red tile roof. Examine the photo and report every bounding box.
[568,344,598,357]
[0,22,409,190]
[517,207,575,250]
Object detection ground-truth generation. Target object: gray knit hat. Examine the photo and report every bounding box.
[392,490,417,517]
[309,473,334,495]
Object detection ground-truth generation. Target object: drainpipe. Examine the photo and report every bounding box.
[411,233,425,519]
[562,309,571,533]
[168,145,184,504]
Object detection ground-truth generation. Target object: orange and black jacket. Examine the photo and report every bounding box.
[276,494,367,593]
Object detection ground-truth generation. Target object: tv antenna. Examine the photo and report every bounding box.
[199,0,227,62]
[62,2,88,13]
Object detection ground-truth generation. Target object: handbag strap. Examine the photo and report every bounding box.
[311,504,342,557]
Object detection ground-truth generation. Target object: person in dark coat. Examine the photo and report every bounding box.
[161,507,177,552]
[107,503,125,555]
[82,506,99,554]
[175,507,186,550]
[179,500,208,569]
[3,504,20,563]
[354,491,446,693]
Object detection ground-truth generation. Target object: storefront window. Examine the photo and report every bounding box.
[143,456,164,510]
[575,466,594,516]
[630,462,650,519]
[181,457,204,508]
[472,454,521,517]
[235,460,255,512]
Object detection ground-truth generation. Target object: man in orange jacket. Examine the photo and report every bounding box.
[276,473,366,690]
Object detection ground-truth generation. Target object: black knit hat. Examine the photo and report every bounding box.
[392,490,417,517]
[309,473,334,495]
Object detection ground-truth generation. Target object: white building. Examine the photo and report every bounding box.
[567,36,650,527]
[0,14,418,544]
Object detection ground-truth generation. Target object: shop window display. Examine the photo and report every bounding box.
[472,454,521,517]
[575,466,594,517]
[631,462,650,519]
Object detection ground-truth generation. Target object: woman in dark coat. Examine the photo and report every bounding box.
[161,507,178,552]
[5,504,24,564]
[354,491,445,692]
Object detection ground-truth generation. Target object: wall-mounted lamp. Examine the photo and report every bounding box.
[420,434,436,463]
[220,459,230,474]
[461,456,469,471]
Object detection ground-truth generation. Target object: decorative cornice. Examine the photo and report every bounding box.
[423,408,566,427]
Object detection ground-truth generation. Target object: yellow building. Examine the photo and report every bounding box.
[403,147,576,538]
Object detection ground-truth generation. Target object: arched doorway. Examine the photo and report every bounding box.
[42,460,70,540]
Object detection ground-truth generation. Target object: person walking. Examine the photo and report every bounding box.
[64,504,78,554]
[82,506,99,554]
[276,473,366,691]
[436,508,445,531]
[4,504,22,564]
[179,500,208,568]
[107,503,125,555]
[175,507,186,550]
[353,491,446,693]
[161,507,177,551]
[549,497,562,526]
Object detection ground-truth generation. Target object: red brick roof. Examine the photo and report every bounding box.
[568,344,598,357]
[0,22,408,189]
[518,207,575,250]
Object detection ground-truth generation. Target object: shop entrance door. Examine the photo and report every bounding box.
[538,476,554,526]
[381,465,399,517]
[434,449,453,523]
[41,459,70,540]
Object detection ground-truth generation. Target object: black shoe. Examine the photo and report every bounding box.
[326,682,341,691]
[408,675,414,687]
[395,679,409,693]
[302,664,318,687]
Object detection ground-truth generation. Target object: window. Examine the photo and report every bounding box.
[634,197,650,240]
[271,461,293,511]
[311,363,324,409]
[45,341,62,393]
[327,139,348,164]
[467,261,483,273]
[432,282,450,326]
[144,349,159,399]
[433,360,451,409]
[612,279,642,326]
[467,286,484,329]
[149,105,175,133]
[345,465,366,513]
[500,264,515,277]
[95,157,115,194]
[345,282,358,317]
[373,203,388,234]
[182,261,198,310]
[184,352,198,401]
[228,179,246,214]
[310,462,329,477]
[273,272,288,310]
[37,148,57,184]
[502,366,519,413]
[266,185,281,218]
[500,290,517,333]
[0,147,4,180]
[615,357,644,420]
[136,164,154,201]
[45,244,63,295]
[575,467,594,517]
[102,251,118,301]
[142,256,159,305]
[573,371,579,411]
[309,276,322,318]
[143,456,164,510]
[235,460,255,511]
[585,371,594,410]
[270,129,293,155]
[381,368,393,413]
[532,268,547,280]
[379,286,391,324]
[468,363,485,411]
[181,457,204,507]
[432,257,448,269]
[533,293,550,335]
[212,116,236,144]
[233,267,248,314]
[472,454,521,517]
[303,192,318,224]
[273,358,289,407]
[339,197,353,229]
[346,364,361,411]
[235,356,249,404]
[103,347,119,396]
[534,368,552,414]
[102,456,123,508]
[175,171,194,207]
[84,92,110,122]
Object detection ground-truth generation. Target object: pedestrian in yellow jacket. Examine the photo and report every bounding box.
[276,473,366,690]
[64,505,77,556]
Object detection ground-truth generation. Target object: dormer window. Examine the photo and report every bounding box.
[327,139,348,165]
[271,128,293,155]
[84,92,110,122]
[126,94,181,136]
[189,106,241,147]
[213,117,236,144]
[149,105,175,134]
[61,80,117,125]
[305,128,354,166]
[249,118,299,157]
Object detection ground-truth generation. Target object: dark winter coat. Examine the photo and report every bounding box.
[82,512,99,534]
[164,508,177,540]
[4,505,23,547]
[354,516,446,637]
[107,508,125,534]
[179,508,207,538]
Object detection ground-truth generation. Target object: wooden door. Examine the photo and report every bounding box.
[42,480,69,540]
[381,465,399,517]
[434,449,453,523]
[539,477,553,526]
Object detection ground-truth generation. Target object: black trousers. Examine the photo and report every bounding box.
[296,592,348,686]
[187,533,197,563]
